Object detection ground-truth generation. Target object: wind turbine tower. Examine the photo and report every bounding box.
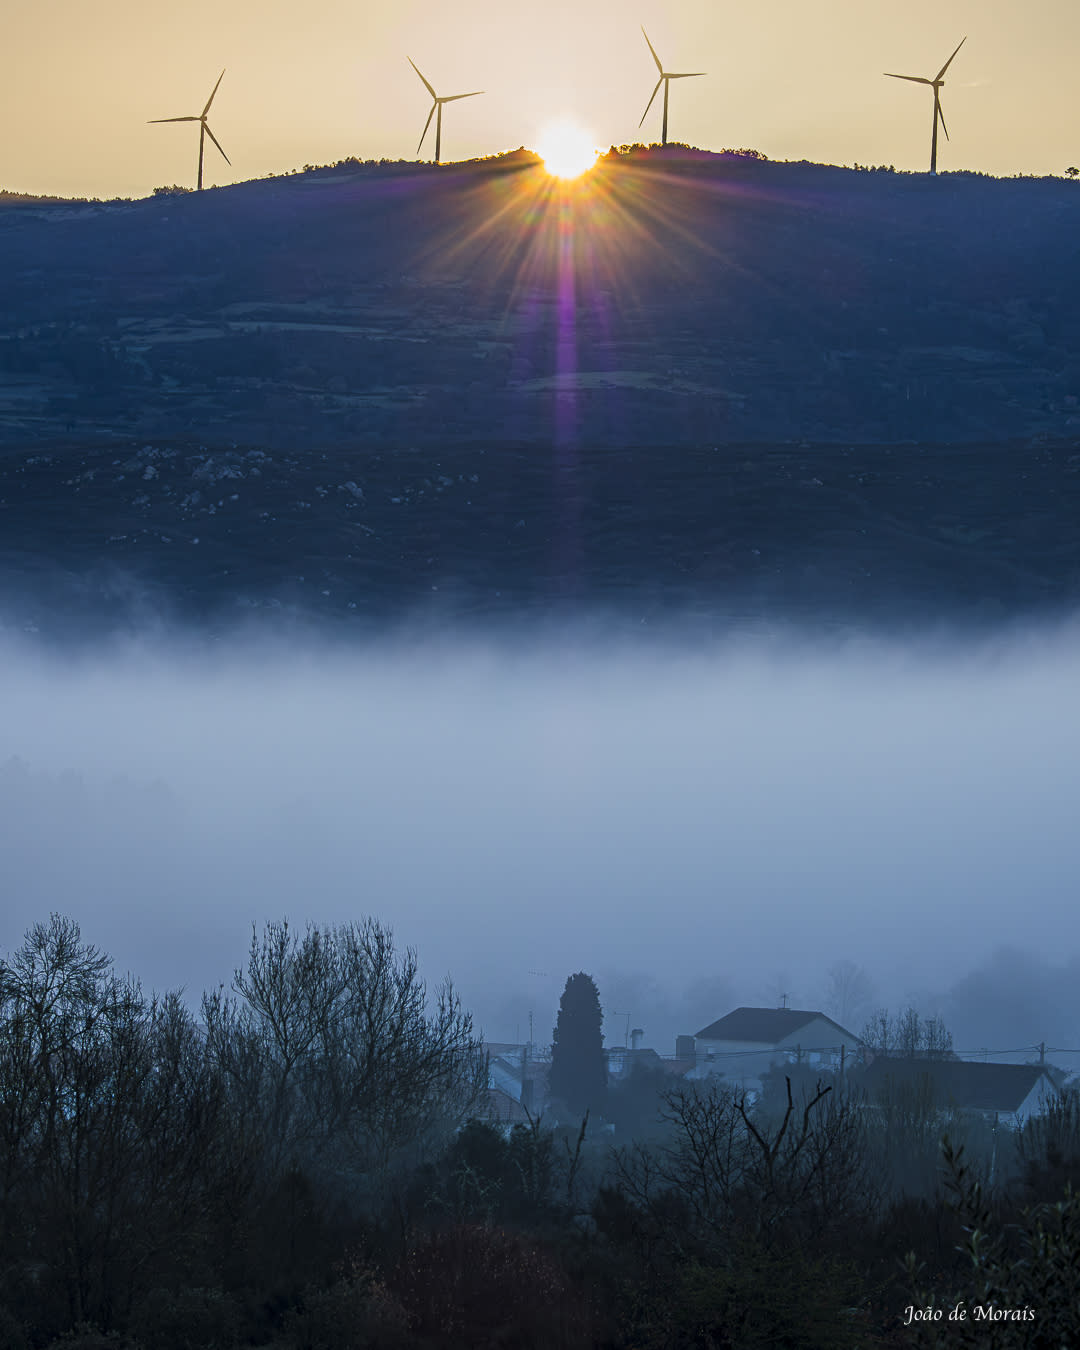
[408,58,483,164]
[639,27,705,147]
[885,38,966,175]
[149,70,230,191]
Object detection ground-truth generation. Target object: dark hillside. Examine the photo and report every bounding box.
[1,150,1078,631]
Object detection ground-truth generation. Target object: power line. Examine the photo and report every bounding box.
[680,1042,1077,1062]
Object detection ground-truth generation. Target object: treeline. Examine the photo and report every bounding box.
[1,917,1079,1348]
[0,915,485,1346]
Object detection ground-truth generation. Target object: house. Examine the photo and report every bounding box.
[482,1087,532,1131]
[484,1043,551,1113]
[859,1057,1059,1123]
[606,1027,694,1082]
[686,1006,862,1089]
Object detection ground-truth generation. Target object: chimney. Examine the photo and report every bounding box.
[631,1027,644,1052]
[675,1034,695,1061]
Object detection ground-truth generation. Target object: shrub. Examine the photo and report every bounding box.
[128,1287,240,1350]
[394,1224,593,1349]
[674,1240,868,1350]
[284,1264,411,1350]
[0,1306,30,1350]
[42,1327,128,1350]
[905,1138,1080,1348]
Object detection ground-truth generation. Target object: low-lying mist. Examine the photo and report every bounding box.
[3,618,1079,1060]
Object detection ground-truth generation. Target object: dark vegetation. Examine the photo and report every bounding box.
[1,148,1079,634]
[549,973,606,1116]
[2,916,1078,1348]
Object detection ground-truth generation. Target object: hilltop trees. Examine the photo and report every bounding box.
[549,972,606,1115]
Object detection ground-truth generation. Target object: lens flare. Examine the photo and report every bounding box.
[536,119,599,179]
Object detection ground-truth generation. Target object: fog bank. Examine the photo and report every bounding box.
[2,621,1079,1053]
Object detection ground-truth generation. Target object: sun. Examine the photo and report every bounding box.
[536,119,599,179]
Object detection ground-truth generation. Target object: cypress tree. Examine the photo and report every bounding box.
[549,972,606,1114]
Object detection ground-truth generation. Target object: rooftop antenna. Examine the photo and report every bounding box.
[612,1010,632,1049]
[639,27,705,148]
[884,37,966,175]
[149,69,230,191]
[408,57,483,164]
[526,972,548,1050]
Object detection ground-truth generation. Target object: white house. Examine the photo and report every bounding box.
[687,1006,862,1088]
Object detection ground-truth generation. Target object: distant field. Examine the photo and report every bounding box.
[2,434,1079,637]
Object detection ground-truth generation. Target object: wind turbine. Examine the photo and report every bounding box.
[408,58,483,164]
[885,38,966,175]
[639,27,705,147]
[149,70,230,191]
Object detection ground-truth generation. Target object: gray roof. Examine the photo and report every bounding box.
[483,1088,531,1124]
[694,1006,858,1045]
[861,1058,1055,1114]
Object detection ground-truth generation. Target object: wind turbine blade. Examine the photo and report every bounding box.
[936,98,950,142]
[641,27,664,74]
[204,122,231,165]
[637,79,661,127]
[148,116,199,123]
[936,36,966,82]
[203,69,226,117]
[407,57,437,99]
[668,71,706,79]
[417,101,436,154]
[441,91,483,102]
[884,73,932,84]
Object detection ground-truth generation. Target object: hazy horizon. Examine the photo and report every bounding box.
[4,0,1080,198]
[3,616,1079,1070]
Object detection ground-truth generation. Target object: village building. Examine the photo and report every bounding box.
[685,1006,863,1090]
[859,1056,1059,1123]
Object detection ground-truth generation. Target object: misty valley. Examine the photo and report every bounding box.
[2,148,1080,1349]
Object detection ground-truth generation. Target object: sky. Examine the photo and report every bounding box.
[3,622,1080,1060]
[4,0,1078,198]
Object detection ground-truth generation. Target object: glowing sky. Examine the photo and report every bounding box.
[5,0,1078,198]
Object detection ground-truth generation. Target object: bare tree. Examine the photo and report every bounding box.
[0,916,233,1327]
[610,1076,878,1255]
[822,960,875,1030]
[863,1005,953,1060]
[922,1015,954,1059]
[896,1006,923,1058]
[205,918,487,1207]
[861,1007,894,1055]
